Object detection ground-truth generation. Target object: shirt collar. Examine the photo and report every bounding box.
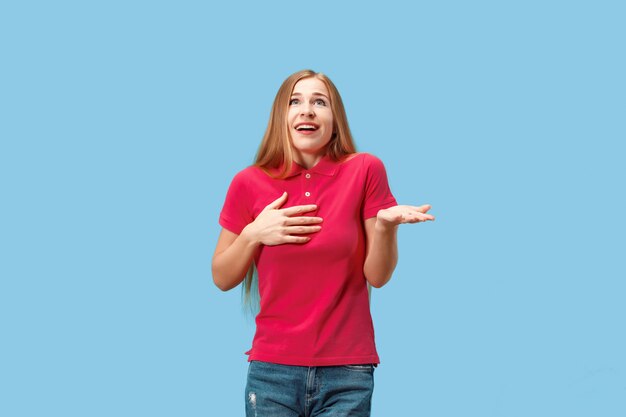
[273,154,339,178]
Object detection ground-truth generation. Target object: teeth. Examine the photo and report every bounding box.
[296,125,316,130]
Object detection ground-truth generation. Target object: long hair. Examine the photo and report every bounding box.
[242,70,358,311]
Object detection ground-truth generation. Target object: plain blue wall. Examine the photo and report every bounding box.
[1,1,624,416]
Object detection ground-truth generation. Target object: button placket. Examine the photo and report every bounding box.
[304,171,312,198]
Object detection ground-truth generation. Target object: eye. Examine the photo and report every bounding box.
[289,98,300,105]
[313,98,327,106]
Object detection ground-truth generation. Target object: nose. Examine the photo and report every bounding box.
[300,102,314,117]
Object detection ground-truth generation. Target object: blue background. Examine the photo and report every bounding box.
[1,1,625,416]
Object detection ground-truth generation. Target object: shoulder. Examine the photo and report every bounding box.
[223,165,266,197]
[228,165,265,184]
[346,152,388,171]
[337,153,390,177]
[360,152,385,165]
[339,152,385,166]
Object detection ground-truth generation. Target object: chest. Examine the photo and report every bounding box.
[250,169,365,225]
[250,169,368,267]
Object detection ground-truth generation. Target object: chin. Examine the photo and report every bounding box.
[293,137,331,149]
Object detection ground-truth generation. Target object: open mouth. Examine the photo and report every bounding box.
[295,123,319,132]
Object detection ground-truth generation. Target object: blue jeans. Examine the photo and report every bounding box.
[245,360,376,417]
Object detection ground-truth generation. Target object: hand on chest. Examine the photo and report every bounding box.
[252,171,366,263]
[252,170,364,222]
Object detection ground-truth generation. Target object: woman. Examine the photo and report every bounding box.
[212,69,434,417]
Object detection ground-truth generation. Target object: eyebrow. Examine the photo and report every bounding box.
[290,92,330,100]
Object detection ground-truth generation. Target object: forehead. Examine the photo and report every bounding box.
[291,77,329,96]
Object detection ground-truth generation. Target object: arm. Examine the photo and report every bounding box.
[363,205,435,288]
[211,227,260,292]
[363,217,398,288]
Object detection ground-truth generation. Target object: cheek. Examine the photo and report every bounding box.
[287,108,297,123]
[324,115,334,132]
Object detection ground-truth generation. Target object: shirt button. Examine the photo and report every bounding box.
[305,192,311,197]
[305,173,311,179]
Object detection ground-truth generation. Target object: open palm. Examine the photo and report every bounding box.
[377,204,435,227]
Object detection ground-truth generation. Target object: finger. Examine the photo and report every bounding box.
[409,204,432,213]
[282,235,312,244]
[263,192,288,211]
[284,225,322,235]
[414,211,435,221]
[414,210,434,219]
[404,211,435,222]
[282,204,318,216]
[284,216,324,225]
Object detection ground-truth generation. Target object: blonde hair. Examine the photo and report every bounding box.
[254,69,357,177]
[242,70,358,310]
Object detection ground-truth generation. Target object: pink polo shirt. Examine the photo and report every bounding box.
[218,152,397,366]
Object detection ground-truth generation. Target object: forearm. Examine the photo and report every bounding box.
[212,227,260,291]
[363,221,399,288]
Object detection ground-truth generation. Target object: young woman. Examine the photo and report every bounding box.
[212,69,434,417]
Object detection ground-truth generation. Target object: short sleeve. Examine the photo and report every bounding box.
[361,154,398,219]
[219,169,254,235]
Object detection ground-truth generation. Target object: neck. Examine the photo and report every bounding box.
[293,151,325,170]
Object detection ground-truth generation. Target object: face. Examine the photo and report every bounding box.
[287,77,334,159]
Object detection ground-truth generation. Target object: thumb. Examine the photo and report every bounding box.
[264,191,288,211]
